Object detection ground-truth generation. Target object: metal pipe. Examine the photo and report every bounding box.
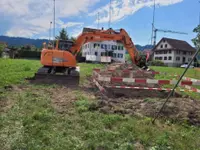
[152,47,200,123]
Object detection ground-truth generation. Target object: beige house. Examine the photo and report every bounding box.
[153,38,196,67]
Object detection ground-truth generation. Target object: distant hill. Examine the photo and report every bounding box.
[0,36,48,48]
[0,35,153,50]
[135,44,153,51]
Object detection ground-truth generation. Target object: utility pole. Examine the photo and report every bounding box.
[49,21,52,41]
[199,1,200,25]
[97,12,100,29]
[108,0,112,29]
[53,0,55,40]
[151,0,156,45]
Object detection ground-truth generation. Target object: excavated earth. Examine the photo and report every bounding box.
[91,63,200,126]
[94,96,200,126]
[97,63,171,98]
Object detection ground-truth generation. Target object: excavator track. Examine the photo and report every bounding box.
[29,67,79,87]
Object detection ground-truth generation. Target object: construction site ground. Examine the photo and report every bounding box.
[1,58,200,150]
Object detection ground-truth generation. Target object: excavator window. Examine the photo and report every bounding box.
[58,40,74,51]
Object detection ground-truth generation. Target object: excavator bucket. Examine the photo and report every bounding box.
[29,67,79,87]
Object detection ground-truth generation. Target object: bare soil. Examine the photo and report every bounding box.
[95,96,200,126]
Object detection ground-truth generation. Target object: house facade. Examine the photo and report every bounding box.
[153,38,196,67]
[81,28,126,63]
[82,41,125,63]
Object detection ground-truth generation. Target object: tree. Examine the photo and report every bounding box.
[56,28,69,40]
[192,25,200,48]
[192,25,200,67]
[70,36,76,42]
[0,44,5,57]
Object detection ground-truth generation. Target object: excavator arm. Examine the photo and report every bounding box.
[70,28,139,64]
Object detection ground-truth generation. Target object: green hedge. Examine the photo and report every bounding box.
[149,60,165,66]
[18,50,41,59]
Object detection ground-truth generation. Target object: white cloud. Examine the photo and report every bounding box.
[0,0,99,37]
[89,0,183,23]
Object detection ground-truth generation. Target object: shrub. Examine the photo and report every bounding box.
[149,60,165,66]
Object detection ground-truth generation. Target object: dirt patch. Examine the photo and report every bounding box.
[94,97,200,126]
[47,87,78,113]
[100,63,154,79]
[105,88,181,99]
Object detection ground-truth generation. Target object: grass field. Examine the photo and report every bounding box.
[1,58,200,150]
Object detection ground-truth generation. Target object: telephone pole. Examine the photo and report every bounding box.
[151,0,156,45]
[97,12,100,29]
[49,21,52,41]
[108,0,112,28]
[53,0,55,40]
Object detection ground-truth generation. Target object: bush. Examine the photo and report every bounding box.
[18,50,41,59]
[149,60,165,66]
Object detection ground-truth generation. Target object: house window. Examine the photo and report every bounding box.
[112,45,117,50]
[95,52,98,56]
[164,57,167,60]
[165,44,167,48]
[101,44,104,49]
[159,57,163,60]
[108,45,111,50]
[163,40,166,43]
[118,45,121,50]
[183,52,187,55]
[121,46,124,50]
[94,43,97,48]
[188,58,192,62]
[105,45,107,50]
[155,57,159,60]
[176,57,180,61]
[118,53,123,58]
[176,51,180,54]
[164,51,167,54]
[189,52,193,55]
[169,50,171,54]
[160,45,163,48]
[168,56,172,60]
[101,52,106,56]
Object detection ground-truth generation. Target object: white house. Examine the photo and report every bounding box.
[153,38,196,67]
[81,28,126,63]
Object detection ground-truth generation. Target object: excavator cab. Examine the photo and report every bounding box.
[57,40,74,51]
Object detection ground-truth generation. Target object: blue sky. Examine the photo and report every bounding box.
[0,0,199,46]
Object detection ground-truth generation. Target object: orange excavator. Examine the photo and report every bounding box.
[33,28,148,86]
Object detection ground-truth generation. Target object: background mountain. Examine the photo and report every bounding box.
[0,36,49,48]
[0,35,153,50]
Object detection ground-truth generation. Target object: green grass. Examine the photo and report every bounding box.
[1,87,200,150]
[150,66,200,100]
[0,58,103,87]
[151,66,200,79]
[1,58,200,149]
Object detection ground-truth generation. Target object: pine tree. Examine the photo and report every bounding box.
[56,28,69,40]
